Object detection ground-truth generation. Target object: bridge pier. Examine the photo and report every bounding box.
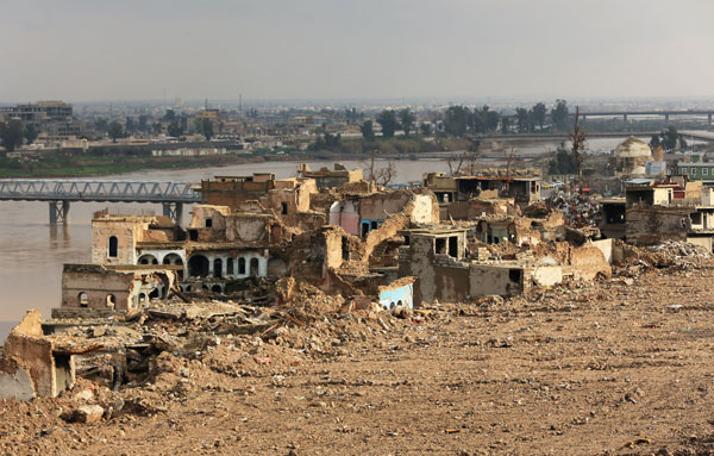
[162,202,184,224]
[665,113,670,124]
[49,200,70,225]
[708,113,712,127]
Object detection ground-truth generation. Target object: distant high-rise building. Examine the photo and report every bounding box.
[0,101,80,139]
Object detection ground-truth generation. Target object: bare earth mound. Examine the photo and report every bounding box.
[3,263,714,455]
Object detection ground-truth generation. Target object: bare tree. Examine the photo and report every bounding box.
[504,146,519,179]
[465,137,481,175]
[375,162,397,186]
[503,146,520,196]
[447,152,465,176]
[570,106,587,181]
[364,149,397,186]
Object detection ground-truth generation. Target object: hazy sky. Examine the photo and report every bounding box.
[1,0,714,102]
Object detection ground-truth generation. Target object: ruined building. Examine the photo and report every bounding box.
[424,171,542,209]
[297,163,363,190]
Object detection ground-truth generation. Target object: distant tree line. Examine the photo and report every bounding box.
[355,100,573,142]
[650,126,687,151]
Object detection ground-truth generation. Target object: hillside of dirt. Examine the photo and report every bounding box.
[3,263,714,455]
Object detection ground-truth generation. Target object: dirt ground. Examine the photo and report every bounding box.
[3,264,714,455]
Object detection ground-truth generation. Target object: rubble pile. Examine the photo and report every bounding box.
[465,167,541,177]
[547,191,601,227]
[616,240,711,275]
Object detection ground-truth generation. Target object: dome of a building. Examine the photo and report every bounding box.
[614,136,653,159]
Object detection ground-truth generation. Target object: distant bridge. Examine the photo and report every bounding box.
[578,110,714,123]
[502,109,714,125]
[0,180,201,224]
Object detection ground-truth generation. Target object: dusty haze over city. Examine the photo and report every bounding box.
[2,0,714,102]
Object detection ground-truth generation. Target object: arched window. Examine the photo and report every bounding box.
[227,258,234,276]
[238,257,246,275]
[162,253,183,265]
[213,258,223,278]
[188,255,210,277]
[106,294,116,308]
[249,258,260,277]
[78,292,89,307]
[108,236,118,258]
[138,254,158,265]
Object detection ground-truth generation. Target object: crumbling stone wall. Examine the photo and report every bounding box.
[329,199,360,235]
[189,205,231,242]
[3,310,69,398]
[225,215,271,244]
[446,198,515,220]
[468,264,527,297]
[92,217,155,265]
[565,244,612,280]
[626,206,690,246]
[62,265,133,310]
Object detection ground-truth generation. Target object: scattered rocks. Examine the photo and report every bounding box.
[62,405,105,424]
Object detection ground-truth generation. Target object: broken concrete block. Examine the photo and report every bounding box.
[73,389,95,402]
[0,356,36,401]
[63,404,105,424]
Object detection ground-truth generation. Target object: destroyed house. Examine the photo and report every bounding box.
[443,197,516,221]
[200,174,319,223]
[92,214,183,266]
[475,218,527,245]
[329,190,439,238]
[60,264,177,314]
[297,163,363,190]
[399,226,531,303]
[424,173,541,205]
[399,225,611,304]
[90,205,288,295]
[180,206,285,292]
[0,310,75,400]
[200,174,276,209]
[599,198,626,240]
[624,180,673,207]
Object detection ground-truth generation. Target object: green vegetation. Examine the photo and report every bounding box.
[23,124,38,145]
[194,118,214,141]
[359,120,375,140]
[307,135,445,158]
[650,126,687,151]
[376,110,398,138]
[547,142,578,175]
[398,108,416,137]
[108,121,124,143]
[550,99,570,131]
[0,135,454,178]
[0,151,268,178]
[0,119,24,152]
[443,105,500,136]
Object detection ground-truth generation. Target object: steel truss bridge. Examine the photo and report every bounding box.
[0,180,201,224]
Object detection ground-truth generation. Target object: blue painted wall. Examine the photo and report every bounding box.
[379,283,413,310]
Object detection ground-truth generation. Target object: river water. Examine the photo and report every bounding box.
[0,137,631,340]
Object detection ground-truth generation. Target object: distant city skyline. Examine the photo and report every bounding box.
[2,0,714,102]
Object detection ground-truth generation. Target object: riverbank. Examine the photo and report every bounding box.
[0,153,285,178]
[0,136,472,179]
